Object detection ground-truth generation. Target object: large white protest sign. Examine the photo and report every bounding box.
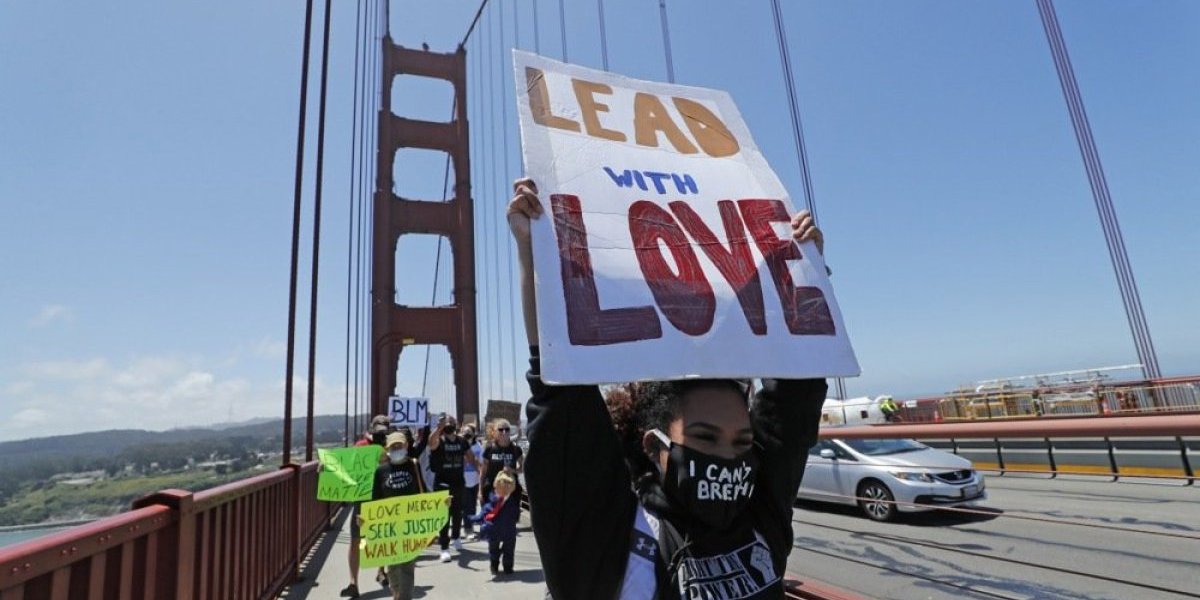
[513,50,859,384]
[388,396,429,428]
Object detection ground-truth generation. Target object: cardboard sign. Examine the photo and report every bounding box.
[316,445,383,502]
[513,51,860,384]
[358,491,451,568]
[485,400,522,429]
[388,396,429,428]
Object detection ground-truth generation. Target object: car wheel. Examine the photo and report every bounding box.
[857,479,896,522]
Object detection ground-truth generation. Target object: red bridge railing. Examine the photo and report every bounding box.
[0,461,336,600]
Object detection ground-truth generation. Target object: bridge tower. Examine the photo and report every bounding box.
[371,39,478,419]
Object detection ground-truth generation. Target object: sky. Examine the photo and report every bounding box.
[1,1,1196,442]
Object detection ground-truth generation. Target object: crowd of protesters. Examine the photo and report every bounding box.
[333,413,525,600]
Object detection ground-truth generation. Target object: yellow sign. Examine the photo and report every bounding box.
[358,491,450,568]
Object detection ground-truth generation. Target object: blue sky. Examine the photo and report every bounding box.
[1,1,1196,442]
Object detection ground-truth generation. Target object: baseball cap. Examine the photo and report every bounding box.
[368,415,391,434]
[385,432,407,448]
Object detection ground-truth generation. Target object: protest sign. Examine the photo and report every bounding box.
[513,50,860,383]
[358,490,451,568]
[388,396,429,428]
[316,445,383,502]
[485,400,522,429]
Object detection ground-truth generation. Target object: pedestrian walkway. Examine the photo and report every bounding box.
[281,508,546,599]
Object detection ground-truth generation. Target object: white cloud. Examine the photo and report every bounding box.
[29,305,74,327]
[252,337,287,360]
[23,358,110,380]
[12,408,50,428]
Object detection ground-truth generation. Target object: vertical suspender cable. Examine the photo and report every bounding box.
[369,0,383,413]
[283,0,315,466]
[533,0,541,54]
[304,0,334,462]
[508,0,523,403]
[482,3,496,402]
[558,0,569,61]
[493,4,507,399]
[344,0,364,446]
[658,0,675,82]
[597,0,609,70]
[770,0,845,400]
[1035,0,1160,380]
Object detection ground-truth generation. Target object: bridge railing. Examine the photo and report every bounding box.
[0,461,336,600]
[822,414,1199,482]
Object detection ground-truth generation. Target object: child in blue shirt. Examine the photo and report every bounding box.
[469,471,520,576]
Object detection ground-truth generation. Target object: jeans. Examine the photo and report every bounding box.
[386,560,416,600]
[438,483,465,549]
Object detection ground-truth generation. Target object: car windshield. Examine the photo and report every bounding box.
[840,439,927,456]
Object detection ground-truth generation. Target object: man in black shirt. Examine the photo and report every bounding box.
[428,415,476,562]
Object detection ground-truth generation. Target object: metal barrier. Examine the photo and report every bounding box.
[823,414,1200,482]
[899,377,1200,423]
[0,462,336,600]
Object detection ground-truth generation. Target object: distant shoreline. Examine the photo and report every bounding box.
[0,519,94,533]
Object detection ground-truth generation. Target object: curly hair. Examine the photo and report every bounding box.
[605,380,747,479]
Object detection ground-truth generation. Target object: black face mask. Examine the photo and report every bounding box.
[372,431,387,446]
[651,429,758,530]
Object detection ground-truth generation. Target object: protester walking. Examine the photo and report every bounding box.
[469,471,521,577]
[339,415,391,599]
[479,418,523,505]
[428,414,475,562]
[508,178,828,599]
[369,432,428,600]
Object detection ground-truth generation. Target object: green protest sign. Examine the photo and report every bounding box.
[316,445,383,502]
[358,491,451,568]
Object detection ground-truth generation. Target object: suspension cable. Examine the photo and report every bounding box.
[508,0,522,401]
[658,0,675,82]
[459,0,490,50]
[558,0,569,61]
[303,0,334,462]
[481,3,496,402]
[597,0,609,70]
[533,0,541,54]
[282,0,315,466]
[343,0,365,446]
[497,3,512,400]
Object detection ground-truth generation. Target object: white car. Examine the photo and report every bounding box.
[797,438,988,521]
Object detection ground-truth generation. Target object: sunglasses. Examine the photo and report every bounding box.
[497,427,510,433]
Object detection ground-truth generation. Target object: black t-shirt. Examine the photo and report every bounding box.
[431,435,468,487]
[372,460,424,500]
[482,442,523,485]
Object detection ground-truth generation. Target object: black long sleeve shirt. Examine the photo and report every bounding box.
[524,347,826,599]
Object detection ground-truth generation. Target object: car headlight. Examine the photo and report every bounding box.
[889,471,934,483]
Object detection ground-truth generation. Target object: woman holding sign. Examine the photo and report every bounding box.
[509,178,827,599]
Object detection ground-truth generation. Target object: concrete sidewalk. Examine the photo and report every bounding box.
[281,509,546,600]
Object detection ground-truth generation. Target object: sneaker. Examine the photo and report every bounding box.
[490,565,499,576]
[439,550,452,563]
[503,567,514,575]
[452,538,463,552]
[375,570,388,590]
[338,583,360,598]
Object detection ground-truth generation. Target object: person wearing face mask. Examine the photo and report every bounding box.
[508,178,827,599]
[340,415,392,598]
[428,414,476,562]
[370,432,427,600]
[460,425,485,539]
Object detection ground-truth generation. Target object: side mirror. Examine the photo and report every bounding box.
[819,449,836,459]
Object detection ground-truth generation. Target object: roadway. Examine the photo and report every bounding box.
[788,474,1200,600]
[287,475,1199,599]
